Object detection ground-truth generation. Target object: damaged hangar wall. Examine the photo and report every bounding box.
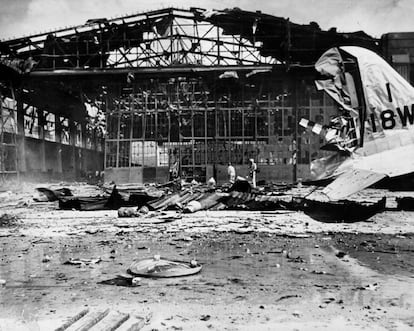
[0,7,379,183]
[104,71,338,184]
[99,8,377,184]
[0,81,104,182]
[0,61,104,181]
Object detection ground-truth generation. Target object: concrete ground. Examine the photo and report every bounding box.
[0,185,414,330]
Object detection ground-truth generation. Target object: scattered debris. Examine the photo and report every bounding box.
[98,275,136,287]
[229,177,251,193]
[58,185,159,211]
[118,207,139,217]
[35,187,72,202]
[42,255,51,263]
[183,193,223,213]
[224,191,285,211]
[288,196,386,222]
[287,255,306,263]
[322,297,336,304]
[157,215,182,223]
[0,213,20,227]
[283,233,312,238]
[174,236,193,242]
[58,195,111,211]
[184,201,203,213]
[128,255,202,278]
[131,277,142,287]
[276,294,300,302]
[64,257,102,266]
[138,205,150,214]
[356,283,379,291]
[55,273,68,281]
[335,251,347,258]
[85,228,101,235]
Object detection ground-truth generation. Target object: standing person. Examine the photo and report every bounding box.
[169,149,180,181]
[227,163,236,184]
[170,160,179,181]
[248,158,257,188]
[169,159,181,191]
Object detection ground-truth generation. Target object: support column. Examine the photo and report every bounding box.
[81,122,87,148]
[54,115,63,173]
[291,75,298,184]
[38,109,47,172]
[69,119,78,178]
[16,95,27,173]
[80,121,87,175]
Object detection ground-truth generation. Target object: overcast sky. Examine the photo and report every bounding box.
[0,0,413,40]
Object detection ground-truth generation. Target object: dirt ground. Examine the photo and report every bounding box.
[1,185,414,331]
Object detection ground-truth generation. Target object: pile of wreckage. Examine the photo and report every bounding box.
[32,178,414,223]
[35,179,288,213]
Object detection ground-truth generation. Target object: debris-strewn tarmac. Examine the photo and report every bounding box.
[1,183,414,330]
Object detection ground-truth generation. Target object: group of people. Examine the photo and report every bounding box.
[227,158,257,188]
[170,157,258,188]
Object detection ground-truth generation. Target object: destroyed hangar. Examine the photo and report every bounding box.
[0,7,412,184]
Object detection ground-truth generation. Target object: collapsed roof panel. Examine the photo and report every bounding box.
[202,8,379,64]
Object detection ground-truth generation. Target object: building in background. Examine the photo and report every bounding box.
[381,32,414,84]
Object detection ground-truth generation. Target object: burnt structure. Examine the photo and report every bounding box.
[0,7,380,183]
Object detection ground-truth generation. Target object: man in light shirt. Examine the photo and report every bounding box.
[248,158,257,188]
[227,163,236,184]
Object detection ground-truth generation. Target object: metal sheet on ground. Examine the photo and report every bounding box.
[321,168,386,200]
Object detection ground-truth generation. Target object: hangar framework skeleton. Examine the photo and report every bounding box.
[0,7,379,183]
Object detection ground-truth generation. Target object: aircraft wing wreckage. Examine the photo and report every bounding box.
[307,46,414,200]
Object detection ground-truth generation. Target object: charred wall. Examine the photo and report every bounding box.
[0,81,104,182]
[104,69,338,184]
[0,7,383,184]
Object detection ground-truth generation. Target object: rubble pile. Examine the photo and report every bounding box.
[16,180,394,223]
[1,180,411,226]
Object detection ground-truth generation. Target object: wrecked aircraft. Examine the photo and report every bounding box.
[303,46,414,200]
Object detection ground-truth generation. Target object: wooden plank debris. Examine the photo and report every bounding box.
[88,311,129,331]
[55,310,149,331]
[115,317,146,331]
[55,309,89,331]
[65,309,110,331]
